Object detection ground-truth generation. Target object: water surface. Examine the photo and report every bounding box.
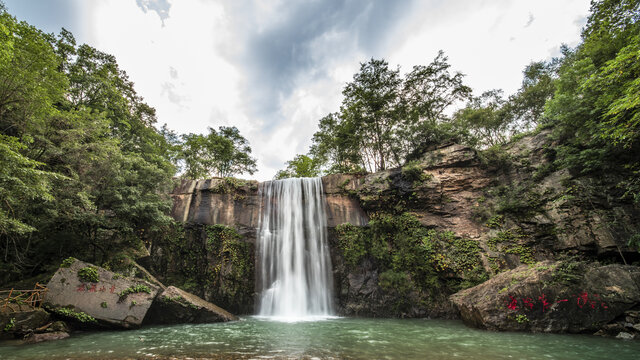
[2,317,639,359]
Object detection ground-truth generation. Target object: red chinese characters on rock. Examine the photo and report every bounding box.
[504,291,609,313]
[74,283,117,295]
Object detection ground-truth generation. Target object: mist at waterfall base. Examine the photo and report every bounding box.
[256,177,336,322]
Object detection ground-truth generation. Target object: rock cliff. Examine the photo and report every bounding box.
[161,130,640,333]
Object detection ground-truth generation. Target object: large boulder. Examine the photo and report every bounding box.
[44,258,160,329]
[143,286,237,324]
[450,261,640,333]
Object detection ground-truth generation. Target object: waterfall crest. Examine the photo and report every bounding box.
[256,177,334,319]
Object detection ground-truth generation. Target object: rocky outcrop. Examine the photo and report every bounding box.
[45,258,160,329]
[0,304,50,339]
[144,286,237,325]
[164,130,640,323]
[44,259,237,331]
[450,261,640,333]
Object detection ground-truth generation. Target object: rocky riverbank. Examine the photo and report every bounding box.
[0,258,236,344]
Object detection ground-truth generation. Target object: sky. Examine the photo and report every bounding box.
[4,0,591,180]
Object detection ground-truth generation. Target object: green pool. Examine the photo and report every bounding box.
[1,317,638,359]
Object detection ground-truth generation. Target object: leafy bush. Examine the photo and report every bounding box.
[60,257,75,268]
[77,266,99,283]
[53,307,97,323]
[118,284,151,301]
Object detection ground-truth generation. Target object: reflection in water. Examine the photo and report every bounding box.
[2,317,640,359]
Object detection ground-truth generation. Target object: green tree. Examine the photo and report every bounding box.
[399,51,472,159]
[453,90,509,148]
[0,9,177,281]
[274,154,321,179]
[341,58,402,172]
[311,52,472,171]
[543,0,640,206]
[180,126,257,179]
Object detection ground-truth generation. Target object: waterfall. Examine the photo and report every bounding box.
[256,177,334,319]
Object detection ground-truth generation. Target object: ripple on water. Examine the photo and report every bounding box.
[0,318,640,360]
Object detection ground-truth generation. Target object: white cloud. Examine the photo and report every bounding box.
[70,0,591,181]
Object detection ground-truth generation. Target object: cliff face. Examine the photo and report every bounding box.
[159,130,639,322]
[170,177,368,230]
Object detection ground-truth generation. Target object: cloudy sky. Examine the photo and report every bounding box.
[5,0,591,180]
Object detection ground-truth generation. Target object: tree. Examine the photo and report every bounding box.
[340,58,402,172]
[0,10,178,281]
[542,0,640,208]
[309,112,364,174]
[274,154,321,179]
[180,126,257,179]
[311,53,472,172]
[398,51,472,160]
[453,90,509,148]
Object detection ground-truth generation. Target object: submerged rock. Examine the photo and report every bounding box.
[450,261,640,333]
[143,286,237,324]
[44,258,160,329]
[616,331,635,340]
[24,331,70,344]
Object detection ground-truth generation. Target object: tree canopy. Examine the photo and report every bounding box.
[180,126,257,179]
[0,7,258,282]
[308,53,472,174]
[274,154,321,179]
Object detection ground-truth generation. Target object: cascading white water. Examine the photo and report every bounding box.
[256,177,334,319]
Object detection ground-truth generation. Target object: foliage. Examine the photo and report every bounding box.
[0,8,179,283]
[310,53,472,173]
[205,224,254,307]
[514,314,530,324]
[487,228,535,265]
[336,212,487,297]
[274,154,321,179]
[551,258,586,285]
[3,318,15,332]
[60,257,75,268]
[544,0,640,202]
[52,306,97,323]
[118,284,151,301]
[77,266,99,283]
[100,301,108,308]
[180,126,257,179]
[401,160,432,185]
[629,233,640,251]
[485,215,504,229]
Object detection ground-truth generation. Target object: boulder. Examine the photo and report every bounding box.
[44,258,160,329]
[143,286,237,324]
[25,331,69,344]
[0,304,50,338]
[450,261,640,333]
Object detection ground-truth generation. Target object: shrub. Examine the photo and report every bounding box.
[53,307,97,323]
[77,266,99,283]
[60,257,75,268]
[118,284,151,302]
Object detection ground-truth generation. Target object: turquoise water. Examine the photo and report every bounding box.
[1,317,639,359]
